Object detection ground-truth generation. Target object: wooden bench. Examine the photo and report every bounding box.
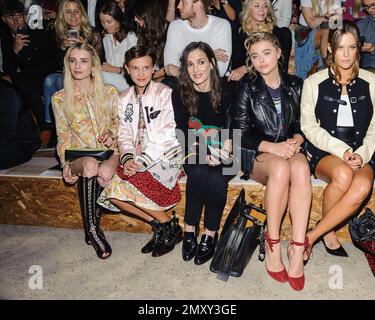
[2,157,374,241]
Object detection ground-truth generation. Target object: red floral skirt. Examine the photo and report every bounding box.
[115,166,181,207]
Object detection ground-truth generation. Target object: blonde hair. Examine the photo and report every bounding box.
[244,32,281,79]
[63,43,106,117]
[241,0,277,35]
[55,0,92,46]
[311,0,334,17]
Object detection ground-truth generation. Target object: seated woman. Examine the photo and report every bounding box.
[295,0,345,79]
[230,32,311,291]
[229,0,292,82]
[52,43,119,259]
[99,1,137,91]
[98,46,183,257]
[301,20,375,261]
[172,41,234,265]
[44,0,104,145]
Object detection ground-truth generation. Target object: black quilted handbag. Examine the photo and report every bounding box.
[65,148,114,161]
[349,208,375,255]
[210,188,266,281]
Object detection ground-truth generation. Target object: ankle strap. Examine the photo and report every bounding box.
[265,232,280,252]
[291,236,311,252]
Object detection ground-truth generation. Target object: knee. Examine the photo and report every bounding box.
[350,178,373,204]
[290,160,311,185]
[269,160,290,183]
[98,167,115,186]
[81,159,99,177]
[330,165,353,192]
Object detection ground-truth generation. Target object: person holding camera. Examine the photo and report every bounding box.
[0,0,56,147]
[52,43,119,259]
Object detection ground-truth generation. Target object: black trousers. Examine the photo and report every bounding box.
[184,164,234,231]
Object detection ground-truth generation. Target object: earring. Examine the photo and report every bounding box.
[91,70,95,77]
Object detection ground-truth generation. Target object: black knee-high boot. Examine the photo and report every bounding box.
[78,176,112,259]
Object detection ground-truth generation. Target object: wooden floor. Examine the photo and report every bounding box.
[2,155,374,241]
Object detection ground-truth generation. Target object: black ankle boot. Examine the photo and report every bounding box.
[78,176,112,259]
[152,214,182,257]
[141,219,163,254]
[182,230,198,261]
[194,233,218,265]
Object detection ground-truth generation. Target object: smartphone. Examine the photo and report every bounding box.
[16,27,28,35]
[68,29,78,39]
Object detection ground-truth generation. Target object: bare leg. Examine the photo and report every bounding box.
[308,161,373,246]
[97,155,119,187]
[109,198,170,223]
[315,156,354,248]
[287,153,312,277]
[71,156,99,178]
[314,28,330,62]
[251,153,290,273]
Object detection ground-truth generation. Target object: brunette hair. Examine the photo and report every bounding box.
[178,41,221,116]
[124,45,157,66]
[328,20,360,83]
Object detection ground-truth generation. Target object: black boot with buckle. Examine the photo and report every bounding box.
[141,219,163,254]
[78,176,112,259]
[152,214,182,257]
[194,232,218,265]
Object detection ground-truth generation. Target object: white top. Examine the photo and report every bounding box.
[299,0,342,27]
[337,95,354,127]
[272,0,292,28]
[163,15,232,77]
[103,32,138,68]
[87,0,97,27]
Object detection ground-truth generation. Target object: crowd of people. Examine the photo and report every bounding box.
[1,0,375,290]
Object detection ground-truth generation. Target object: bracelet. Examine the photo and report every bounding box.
[167,7,175,11]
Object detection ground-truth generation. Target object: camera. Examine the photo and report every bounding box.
[68,29,78,39]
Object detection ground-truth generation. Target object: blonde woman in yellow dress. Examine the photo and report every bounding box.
[52,43,119,259]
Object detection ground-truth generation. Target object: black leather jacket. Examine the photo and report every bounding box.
[230,71,303,176]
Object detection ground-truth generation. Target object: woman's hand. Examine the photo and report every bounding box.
[206,154,221,167]
[344,150,363,170]
[270,141,297,159]
[62,35,84,49]
[62,163,78,184]
[227,65,247,82]
[98,129,114,147]
[164,64,180,77]
[123,159,143,177]
[102,62,121,74]
[213,48,229,63]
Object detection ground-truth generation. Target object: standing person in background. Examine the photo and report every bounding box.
[172,41,234,265]
[52,43,119,259]
[271,0,292,28]
[99,1,137,91]
[301,21,375,263]
[164,0,232,79]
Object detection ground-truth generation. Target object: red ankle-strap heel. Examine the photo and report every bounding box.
[287,237,311,291]
[264,232,288,283]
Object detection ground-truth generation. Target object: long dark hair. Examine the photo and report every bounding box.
[99,1,130,43]
[328,20,361,83]
[132,0,167,68]
[178,41,221,116]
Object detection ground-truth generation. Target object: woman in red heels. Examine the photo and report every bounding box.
[301,21,375,262]
[230,32,311,290]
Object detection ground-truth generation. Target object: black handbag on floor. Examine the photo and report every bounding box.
[349,208,375,255]
[210,188,266,281]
